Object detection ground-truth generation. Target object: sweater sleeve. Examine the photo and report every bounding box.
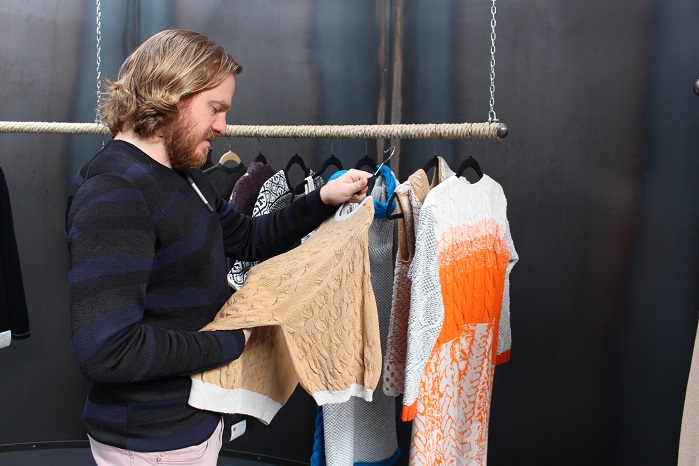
[495,216,519,364]
[67,174,245,384]
[401,205,445,420]
[216,184,336,261]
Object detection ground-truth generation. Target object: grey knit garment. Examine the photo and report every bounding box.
[321,172,400,466]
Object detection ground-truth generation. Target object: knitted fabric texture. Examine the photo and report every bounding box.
[319,171,400,466]
[228,161,277,214]
[383,156,454,397]
[228,169,323,290]
[203,162,247,202]
[190,199,381,424]
[402,175,518,465]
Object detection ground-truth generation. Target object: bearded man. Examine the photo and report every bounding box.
[65,29,371,465]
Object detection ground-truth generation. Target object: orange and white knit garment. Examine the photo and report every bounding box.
[403,174,518,465]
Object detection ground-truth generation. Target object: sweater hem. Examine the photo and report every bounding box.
[401,402,417,422]
[312,383,374,405]
[355,447,402,466]
[495,350,511,365]
[188,379,281,425]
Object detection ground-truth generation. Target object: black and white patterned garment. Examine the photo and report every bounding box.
[227,169,325,290]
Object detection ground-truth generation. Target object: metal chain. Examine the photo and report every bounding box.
[95,0,102,123]
[488,0,498,122]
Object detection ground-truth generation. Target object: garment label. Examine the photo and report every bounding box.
[0,330,11,349]
[229,420,246,442]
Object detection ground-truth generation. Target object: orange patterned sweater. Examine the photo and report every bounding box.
[402,174,518,465]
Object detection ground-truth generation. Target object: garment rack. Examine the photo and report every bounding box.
[0,121,508,139]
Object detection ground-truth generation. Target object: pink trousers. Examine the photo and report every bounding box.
[88,419,223,465]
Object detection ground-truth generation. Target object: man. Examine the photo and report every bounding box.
[65,29,371,465]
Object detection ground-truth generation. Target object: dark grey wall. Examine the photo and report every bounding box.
[1,1,698,465]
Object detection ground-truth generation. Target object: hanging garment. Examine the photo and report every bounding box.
[228,161,277,214]
[403,174,518,465]
[225,161,277,278]
[189,199,381,424]
[318,166,401,466]
[383,156,454,396]
[679,325,699,466]
[203,161,247,202]
[228,169,324,290]
[0,166,30,348]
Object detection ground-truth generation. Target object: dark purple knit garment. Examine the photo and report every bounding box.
[229,162,277,215]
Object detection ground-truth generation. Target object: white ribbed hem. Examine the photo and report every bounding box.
[188,379,282,425]
[0,330,10,349]
[312,383,374,405]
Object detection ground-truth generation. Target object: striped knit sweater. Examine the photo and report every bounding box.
[65,140,335,452]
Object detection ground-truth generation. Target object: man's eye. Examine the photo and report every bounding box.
[212,107,220,115]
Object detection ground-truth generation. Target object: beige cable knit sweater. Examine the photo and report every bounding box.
[189,199,381,424]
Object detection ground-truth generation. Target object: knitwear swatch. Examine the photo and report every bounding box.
[402,174,518,464]
[190,199,381,424]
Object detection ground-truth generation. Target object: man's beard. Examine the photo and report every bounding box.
[162,109,216,172]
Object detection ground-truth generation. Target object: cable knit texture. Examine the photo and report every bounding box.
[320,171,400,466]
[383,157,454,396]
[402,174,518,465]
[189,199,381,424]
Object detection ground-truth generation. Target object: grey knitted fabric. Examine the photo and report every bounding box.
[321,172,400,466]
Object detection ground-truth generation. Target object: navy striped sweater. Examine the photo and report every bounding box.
[65,140,335,451]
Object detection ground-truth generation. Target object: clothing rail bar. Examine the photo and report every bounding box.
[0,121,508,139]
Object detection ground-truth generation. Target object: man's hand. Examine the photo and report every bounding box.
[319,169,373,206]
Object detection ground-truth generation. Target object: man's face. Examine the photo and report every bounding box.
[163,74,236,171]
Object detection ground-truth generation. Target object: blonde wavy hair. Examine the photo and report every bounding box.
[99,29,242,136]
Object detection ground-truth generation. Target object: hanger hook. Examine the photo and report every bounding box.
[433,124,438,156]
[330,140,334,156]
[295,137,299,155]
[227,136,234,151]
[383,145,395,158]
[467,125,473,158]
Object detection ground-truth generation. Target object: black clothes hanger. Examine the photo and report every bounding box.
[456,138,483,180]
[285,153,310,176]
[456,155,483,179]
[386,191,404,219]
[422,155,439,174]
[285,139,311,193]
[253,137,267,164]
[317,143,344,177]
[354,140,378,173]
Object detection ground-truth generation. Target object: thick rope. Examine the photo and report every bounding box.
[0,121,506,139]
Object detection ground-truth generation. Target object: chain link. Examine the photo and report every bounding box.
[488,0,498,122]
[95,0,102,123]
